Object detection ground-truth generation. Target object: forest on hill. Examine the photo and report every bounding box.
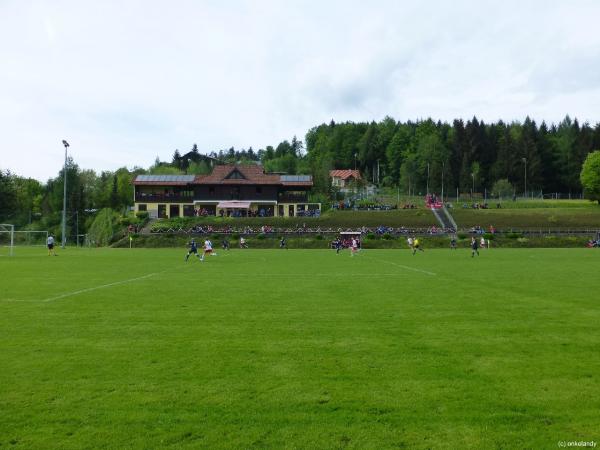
[1,115,599,237]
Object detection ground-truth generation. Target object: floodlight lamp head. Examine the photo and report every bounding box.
[62,140,69,148]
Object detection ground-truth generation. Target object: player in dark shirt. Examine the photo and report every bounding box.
[185,239,202,261]
[333,238,342,254]
[222,238,230,250]
[471,236,479,257]
[279,237,287,249]
[450,236,457,250]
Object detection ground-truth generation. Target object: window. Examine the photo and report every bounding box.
[225,169,246,180]
[138,204,147,211]
[209,187,215,195]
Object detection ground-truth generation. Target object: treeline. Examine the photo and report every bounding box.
[0,161,143,236]
[0,137,308,234]
[2,115,599,234]
[166,138,307,175]
[306,116,600,196]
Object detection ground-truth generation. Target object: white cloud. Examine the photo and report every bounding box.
[1,0,599,180]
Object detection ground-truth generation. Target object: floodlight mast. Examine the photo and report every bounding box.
[61,140,69,248]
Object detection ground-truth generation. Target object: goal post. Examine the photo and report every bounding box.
[0,227,50,255]
[0,224,15,256]
[13,230,49,247]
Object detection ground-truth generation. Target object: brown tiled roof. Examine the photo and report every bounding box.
[133,165,314,187]
[330,169,361,180]
[195,164,282,185]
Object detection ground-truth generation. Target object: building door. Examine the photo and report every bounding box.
[278,205,284,217]
[183,205,195,217]
[288,205,295,217]
[158,204,167,218]
[169,205,180,217]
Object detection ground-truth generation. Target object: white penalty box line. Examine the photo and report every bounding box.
[361,254,437,276]
[1,272,160,303]
[41,273,159,302]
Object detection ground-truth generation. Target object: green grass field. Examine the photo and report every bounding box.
[1,247,599,449]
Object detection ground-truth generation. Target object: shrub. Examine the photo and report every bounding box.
[366,232,376,240]
[483,233,495,240]
[257,234,266,240]
[382,233,393,240]
[506,232,522,239]
[314,234,324,240]
[492,179,514,199]
[232,233,240,240]
[88,208,119,246]
[135,211,149,220]
[457,232,468,240]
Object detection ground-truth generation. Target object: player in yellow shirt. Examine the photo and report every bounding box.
[412,237,424,255]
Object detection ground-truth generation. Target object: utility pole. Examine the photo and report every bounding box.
[522,157,527,199]
[441,162,445,203]
[61,140,69,248]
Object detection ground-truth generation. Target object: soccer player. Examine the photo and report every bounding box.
[471,236,480,257]
[201,239,216,261]
[350,237,359,256]
[450,235,457,250]
[222,238,230,250]
[413,237,424,255]
[333,237,342,254]
[407,236,414,253]
[185,238,201,262]
[47,234,57,256]
[279,236,287,249]
[239,237,248,248]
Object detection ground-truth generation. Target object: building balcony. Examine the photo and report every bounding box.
[278,194,308,203]
[135,193,193,203]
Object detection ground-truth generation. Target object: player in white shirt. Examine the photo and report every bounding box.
[407,237,414,252]
[201,239,216,261]
[47,235,57,256]
[350,238,359,257]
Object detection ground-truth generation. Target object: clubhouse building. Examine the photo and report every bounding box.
[133,164,320,218]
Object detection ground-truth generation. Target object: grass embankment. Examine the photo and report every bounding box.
[149,201,600,233]
[150,209,437,232]
[115,233,594,249]
[452,207,600,230]
[1,248,599,448]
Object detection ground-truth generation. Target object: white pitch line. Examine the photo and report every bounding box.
[0,298,39,303]
[41,273,157,303]
[362,255,436,276]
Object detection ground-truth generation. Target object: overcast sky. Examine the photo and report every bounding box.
[1,0,600,181]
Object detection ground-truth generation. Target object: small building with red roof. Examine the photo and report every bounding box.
[330,169,363,193]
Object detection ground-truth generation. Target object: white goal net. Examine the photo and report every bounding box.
[0,224,15,256]
[0,227,49,256]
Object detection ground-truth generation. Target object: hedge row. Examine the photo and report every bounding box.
[113,234,594,249]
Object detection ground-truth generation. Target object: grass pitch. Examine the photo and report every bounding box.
[1,247,599,449]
